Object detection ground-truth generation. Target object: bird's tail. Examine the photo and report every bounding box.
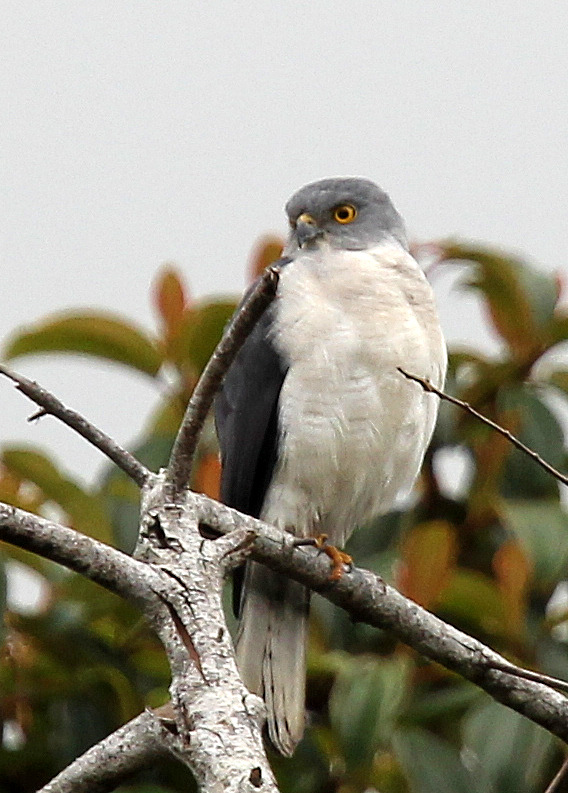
[236,561,310,757]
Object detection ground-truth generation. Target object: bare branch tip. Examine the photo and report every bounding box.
[0,362,20,385]
[28,408,48,423]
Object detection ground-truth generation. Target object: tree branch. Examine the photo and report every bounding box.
[2,492,568,748]
[134,476,280,791]
[0,502,157,605]
[4,293,568,787]
[0,493,280,792]
[397,367,568,486]
[39,708,168,793]
[0,363,149,487]
[165,264,281,500]
[190,491,568,742]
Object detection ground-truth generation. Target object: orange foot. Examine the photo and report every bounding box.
[310,534,353,581]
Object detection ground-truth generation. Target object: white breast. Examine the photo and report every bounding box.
[261,242,447,545]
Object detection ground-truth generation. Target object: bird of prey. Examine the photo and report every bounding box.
[214,177,447,756]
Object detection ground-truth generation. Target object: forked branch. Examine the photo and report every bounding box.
[0,363,149,487]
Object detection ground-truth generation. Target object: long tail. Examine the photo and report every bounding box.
[235,561,310,756]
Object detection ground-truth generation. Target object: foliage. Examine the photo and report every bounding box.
[1,239,568,791]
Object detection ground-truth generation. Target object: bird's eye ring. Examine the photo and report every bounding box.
[333,204,357,224]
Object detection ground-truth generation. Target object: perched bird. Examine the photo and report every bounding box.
[214,177,447,756]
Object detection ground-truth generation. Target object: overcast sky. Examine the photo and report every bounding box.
[2,1,568,485]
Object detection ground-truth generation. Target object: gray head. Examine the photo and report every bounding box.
[284,177,407,254]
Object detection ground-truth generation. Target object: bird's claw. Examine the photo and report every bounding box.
[293,533,352,581]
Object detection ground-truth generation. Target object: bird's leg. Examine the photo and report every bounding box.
[315,535,353,581]
[292,534,352,581]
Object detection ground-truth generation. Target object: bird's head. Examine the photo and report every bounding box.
[283,176,408,254]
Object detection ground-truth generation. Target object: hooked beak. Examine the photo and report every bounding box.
[295,213,323,248]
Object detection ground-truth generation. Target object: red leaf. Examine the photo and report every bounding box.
[493,539,531,638]
[397,521,457,608]
[153,265,190,336]
[248,236,284,282]
[193,453,221,501]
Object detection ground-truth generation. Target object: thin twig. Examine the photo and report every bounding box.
[544,756,568,793]
[489,657,568,696]
[0,363,149,487]
[398,368,568,487]
[166,263,281,500]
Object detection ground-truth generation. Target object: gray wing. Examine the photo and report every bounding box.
[214,284,288,520]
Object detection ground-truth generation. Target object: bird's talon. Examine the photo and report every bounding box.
[312,534,351,580]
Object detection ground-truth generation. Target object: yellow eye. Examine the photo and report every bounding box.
[333,204,357,224]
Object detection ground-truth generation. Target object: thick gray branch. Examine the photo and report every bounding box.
[0,502,158,606]
[136,478,279,792]
[0,498,279,791]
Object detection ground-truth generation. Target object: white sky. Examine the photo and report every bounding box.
[2,1,568,485]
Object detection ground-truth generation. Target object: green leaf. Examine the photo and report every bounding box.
[462,699,556,793]
[399,521,457,608]
[0,556,6,644]
[442,242,558,357]
[329,655,409,775]
[270,729,331,793]
[497,385,565,499]
[51,695,117,768]
[439,569,506,636]
[514,263,560,329]
[3,312,163,377]
[545,313,568,347]
[2,448,113,543]
[501,499,568,586]
[408,683,482,723]
[99,473,141,554]
[180,300,237,375]
[393,727,478,793]
[142,394,185,438]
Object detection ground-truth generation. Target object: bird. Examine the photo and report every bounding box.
[214,176,447,756]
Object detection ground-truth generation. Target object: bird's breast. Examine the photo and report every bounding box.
[262,244,446,543]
